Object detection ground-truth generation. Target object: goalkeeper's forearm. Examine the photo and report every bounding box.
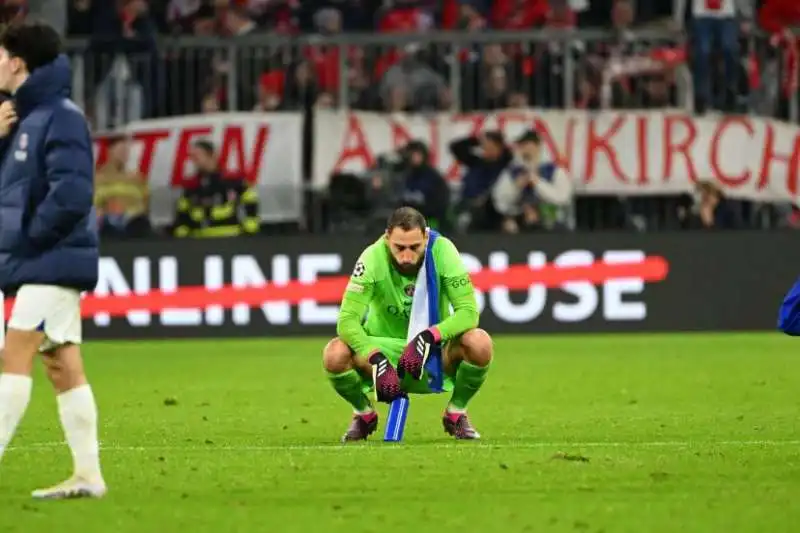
[336,300,380,358]
[435,294,480,341]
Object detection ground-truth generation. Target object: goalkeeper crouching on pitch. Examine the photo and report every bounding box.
[323,206,493,442]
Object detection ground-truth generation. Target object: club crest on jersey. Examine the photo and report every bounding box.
[404,284,415,297]
[14,132,28,161]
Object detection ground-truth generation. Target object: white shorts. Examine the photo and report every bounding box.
[7,284,82,352]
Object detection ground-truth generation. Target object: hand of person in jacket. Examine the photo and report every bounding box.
[0,101,17,137]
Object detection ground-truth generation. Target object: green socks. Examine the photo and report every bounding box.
[449,361,490,411]
[328,369,372,413]
[329,363,488,414]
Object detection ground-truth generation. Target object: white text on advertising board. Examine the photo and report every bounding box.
[92,250,647,327]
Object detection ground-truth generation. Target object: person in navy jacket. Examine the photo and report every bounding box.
[0,21,105,500]
[778,278,800,336]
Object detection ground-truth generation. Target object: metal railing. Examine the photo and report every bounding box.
[64,28,800,130]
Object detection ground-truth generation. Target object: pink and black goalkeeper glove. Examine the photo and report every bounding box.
[398,327,441,380]
[368,351,405,403]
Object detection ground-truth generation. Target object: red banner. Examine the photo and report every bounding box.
[313,109,800,203]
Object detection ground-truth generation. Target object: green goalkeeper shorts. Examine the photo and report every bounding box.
[359,336,455,396]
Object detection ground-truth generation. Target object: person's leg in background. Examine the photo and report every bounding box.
[691,17,715,114]
[720,17,742,112]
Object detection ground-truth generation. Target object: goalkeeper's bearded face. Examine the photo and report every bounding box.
[385,227,427,276]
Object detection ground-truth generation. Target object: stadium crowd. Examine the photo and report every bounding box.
[54,0,799,120]
[9,0,800,236]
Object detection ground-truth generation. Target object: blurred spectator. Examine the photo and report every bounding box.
[531,0,580,107]
[217,5,269,110]
[758,0,800,121]
[641,72,678,107]
[462,44,522,111]
[314,5,342,34]
[508,90,530,107]
[94,136,151,239]
[685,181,741,229]
[399,141,451,230]
[281,60,324,109]
[88,0,160,129]
[1,0,27,26]
[163,3,220,116]
[325,171,373,232]
[240,0,298,32]
[380,47,449,111]
[67,0,93,36]
[379,1,434,32]
[481,65,512,108]
[302,7,370,104]
[173,140,261,238]
[456,2,487,30]
[253,70,284,110]
[681,0,754,113]
[223,3,258,35]
[166,0,204,34]
[28,0,67,35]
[492,130,573,233]
[296,1,378,33]
[574,71,602,108]
[599,0,641,107]
[360,141,450,230]
[491,0,549,30]
[449,131,513,231]
[315,91,336,108]
[586,0,686,109]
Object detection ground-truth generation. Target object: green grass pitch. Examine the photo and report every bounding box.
[0,333,798,532]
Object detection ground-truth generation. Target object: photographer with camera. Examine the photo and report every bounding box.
[492,130,574,233]
[398,141,450,230]
[369,140,450,231]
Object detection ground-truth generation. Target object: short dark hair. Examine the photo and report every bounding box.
[193,140,216,155]
[516,130,540,145]
[0,20,61,73]
[106,134,127,147]
[387,207,427,233]
[195,4,216,19]
[483,130,505,146]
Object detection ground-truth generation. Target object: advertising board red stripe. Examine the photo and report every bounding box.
[4,256,669,318]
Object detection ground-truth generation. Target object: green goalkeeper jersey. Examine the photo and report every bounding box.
[336,234,479,358]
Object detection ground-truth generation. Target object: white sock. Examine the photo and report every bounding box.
[0,374,33,461]
[57,384,102,480]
